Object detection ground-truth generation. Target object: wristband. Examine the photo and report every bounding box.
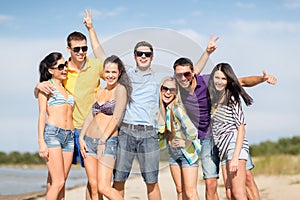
[98,138,106,145]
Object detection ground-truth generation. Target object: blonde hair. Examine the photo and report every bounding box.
[158,76,186,136]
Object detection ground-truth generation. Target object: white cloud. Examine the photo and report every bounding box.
[284,0,300,9]
[0,14,13,22]
[235,1,255,8]
[231,19,300,33]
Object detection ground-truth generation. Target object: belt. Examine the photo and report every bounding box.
[121,122,154,131]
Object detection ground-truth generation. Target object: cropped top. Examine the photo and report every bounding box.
[92,100,116,116]
[48,79,74,107]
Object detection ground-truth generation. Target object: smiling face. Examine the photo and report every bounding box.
[68,39,87,63]
[213,70,227,91]
[103,62,120,87]
[48,58,67,80]
[160,80,177,106]
[174,65,194,89]
[134,46,153,70]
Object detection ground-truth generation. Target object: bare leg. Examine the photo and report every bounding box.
[170,165,183,200]
[57,151,73,200]
[84,155,102,200]
[98,156,123,200]
[46,148,66,199]
[146,182,161,200]
[226,160,247,200]
[182,166,199,200]
[204,178,219,200]
[113,181,126,198]
[246,170,260,200]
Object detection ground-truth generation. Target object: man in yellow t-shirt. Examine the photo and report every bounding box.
[35,31,105,128]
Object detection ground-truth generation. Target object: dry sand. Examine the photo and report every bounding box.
[2,165,300,200]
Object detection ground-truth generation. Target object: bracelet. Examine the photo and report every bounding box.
[98,139,106,145]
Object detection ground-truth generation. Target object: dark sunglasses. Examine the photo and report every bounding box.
[161,85,177,94]
[72,46,88,53]
[51,62,67,71]
[135,51,152,57]
[174,72,193,79]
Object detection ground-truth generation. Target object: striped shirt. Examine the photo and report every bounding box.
[211,97,249,160]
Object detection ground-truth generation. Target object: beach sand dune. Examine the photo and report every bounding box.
[2,166,300,199]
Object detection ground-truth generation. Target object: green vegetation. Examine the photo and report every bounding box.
[250,136,300,156]
[251,155,300,175]
[0,151,44,165]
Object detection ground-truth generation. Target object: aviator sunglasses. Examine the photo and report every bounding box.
[174,71,193,79]
[161,85,177,94]
[135,51,152,57]
[51,62,67,71]
[72,46,88,53]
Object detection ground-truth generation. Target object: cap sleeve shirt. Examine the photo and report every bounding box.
[123,66,162,126]
[211,97,249,160]
[180,74,211,139]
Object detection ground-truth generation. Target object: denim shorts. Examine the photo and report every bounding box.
[200,137,254,180]
[220,132,249,165]
[113,124,160,184]
[44,123,74,152]
[168,146,199,167]
[200,137,220,179]
[84,135,118,159]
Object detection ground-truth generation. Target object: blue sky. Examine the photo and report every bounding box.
[0,0,299,153]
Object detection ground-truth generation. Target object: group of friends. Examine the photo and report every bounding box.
[35,10,277,200]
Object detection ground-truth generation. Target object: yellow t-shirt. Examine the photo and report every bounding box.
[63,57,103,128]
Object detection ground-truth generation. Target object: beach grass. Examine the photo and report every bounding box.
[252,154,300,175]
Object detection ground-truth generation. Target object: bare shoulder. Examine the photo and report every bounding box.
[115,84,126,93]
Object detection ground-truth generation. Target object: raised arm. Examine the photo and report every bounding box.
[194,35,219,74]
[238,70,277,87]
[83,9,107,61]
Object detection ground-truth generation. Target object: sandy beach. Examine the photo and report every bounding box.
[2,165,299,200]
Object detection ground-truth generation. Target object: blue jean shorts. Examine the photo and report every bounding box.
[200,137,220,179]
[44,123,74,152]
[220,132,249,165]
[168,146,199,167]
[84,135,118,159]
[113,124,160,184]
[200,137,254,180]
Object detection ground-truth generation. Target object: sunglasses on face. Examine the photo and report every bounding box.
[51,62,67,71]
[135,51,152,57]
[161,85,177,94]
[72,46,88,53]
[174,71,193,79]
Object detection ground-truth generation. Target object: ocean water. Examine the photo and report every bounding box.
[0,166,87,196]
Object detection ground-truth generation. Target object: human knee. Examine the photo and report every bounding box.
[146,182,159,192]
[205,178,218,192]
[88,180,98,194]
[113,181,125,191]
[175,185,183,195]
[52,178,65,191]
[98,184,109,194]
[246,170,255,186]
[184,186,198,199]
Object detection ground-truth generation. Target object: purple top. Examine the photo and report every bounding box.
[180,74,211,139]
[92,100,116,116]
